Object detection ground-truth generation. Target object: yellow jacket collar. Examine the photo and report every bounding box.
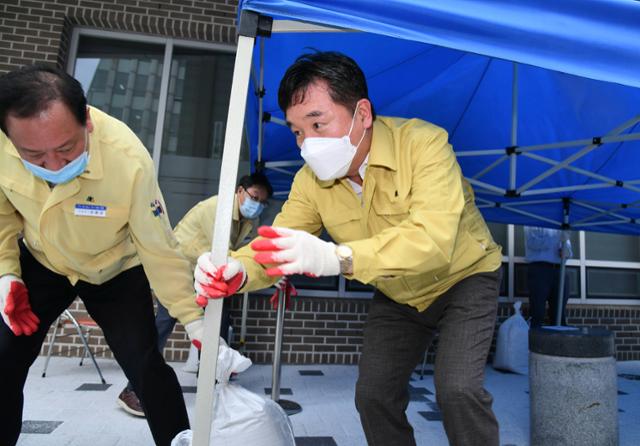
[2,133,20,158]
[80,109,103,180]
[368,118,397,172]
[232,195,241,222]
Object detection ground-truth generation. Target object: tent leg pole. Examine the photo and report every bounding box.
[192,33,256,446]
[239,292,249,354]
[555,258,566,326]
[271,286,302,415]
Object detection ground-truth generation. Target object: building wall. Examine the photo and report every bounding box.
[41,294,640,365]
[0,0,238,75]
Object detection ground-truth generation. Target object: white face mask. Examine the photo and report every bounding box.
[300,104,367,181]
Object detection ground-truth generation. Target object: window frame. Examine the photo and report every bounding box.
[67,27,236,174]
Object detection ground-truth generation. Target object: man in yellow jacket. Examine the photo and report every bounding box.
[0,65,204,446]
[117,172,272,416]
[195,52,503,446]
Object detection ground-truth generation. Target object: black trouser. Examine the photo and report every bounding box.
[355,271,501,446]
[0,244,189,446]
[527,261,570,327]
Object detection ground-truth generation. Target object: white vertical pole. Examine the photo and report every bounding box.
[192,34,255,446]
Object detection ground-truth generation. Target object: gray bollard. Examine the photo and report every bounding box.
[529,327,618,446]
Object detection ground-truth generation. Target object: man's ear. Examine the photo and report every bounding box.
[358,99,374,129]
[85,107,94,132]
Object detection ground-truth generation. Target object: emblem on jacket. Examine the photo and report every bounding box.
[150,199,164,217]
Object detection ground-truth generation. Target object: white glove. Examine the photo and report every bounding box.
[184,318,227,350]
[1,274,39,336]
[251,226,340,277]
[194,254,246,305]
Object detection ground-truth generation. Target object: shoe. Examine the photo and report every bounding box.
[117,388,145,417]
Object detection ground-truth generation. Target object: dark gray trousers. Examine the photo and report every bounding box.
[355,271,501,446]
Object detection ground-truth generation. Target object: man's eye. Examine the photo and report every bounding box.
[292,130,301,137]
[312,122,321,130]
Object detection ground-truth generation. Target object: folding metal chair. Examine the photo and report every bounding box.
[41,309,106,384]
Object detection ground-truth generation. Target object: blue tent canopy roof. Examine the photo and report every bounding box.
[239,0,640,234]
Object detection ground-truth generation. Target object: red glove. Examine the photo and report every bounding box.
[194,254,246,307]
[269,277,298,310]
[1,275,40,336]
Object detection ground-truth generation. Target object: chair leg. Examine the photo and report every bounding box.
[64,311,107,385]
[420,350,428,380]
[42,316,62,378]
[79,327,89,367]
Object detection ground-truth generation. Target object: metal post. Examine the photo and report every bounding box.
[556,257,567,326]
[239,292,249,354]
[509,62,519,192]
[271,287,286,401]
[555,198,570,326]
[270,285,302,415]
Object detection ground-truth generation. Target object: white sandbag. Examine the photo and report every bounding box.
[493,300,530,375]
[172,344,296,446]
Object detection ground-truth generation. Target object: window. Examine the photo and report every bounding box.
[70,30,247,226]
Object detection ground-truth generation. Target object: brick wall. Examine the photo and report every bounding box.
[0,0,239,75]
[41,294,640,365]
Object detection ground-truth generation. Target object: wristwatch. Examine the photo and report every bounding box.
[335,244,354,275]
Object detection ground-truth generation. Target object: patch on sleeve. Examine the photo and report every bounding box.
[150,199,164,217]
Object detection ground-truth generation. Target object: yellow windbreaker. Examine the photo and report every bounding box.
[174,195,254,268]
[235,117,502,311]
[0,107,202,324]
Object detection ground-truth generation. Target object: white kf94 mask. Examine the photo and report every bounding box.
[300,104,367,181]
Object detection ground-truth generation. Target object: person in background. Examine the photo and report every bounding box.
[194,51,503,446]
[0,64,206,446]
[117,172,273,417]
[524,226,572,327]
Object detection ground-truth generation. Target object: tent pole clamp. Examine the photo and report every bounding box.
[239,10,273,38]
[505,189,520,197]
[505,145,520,155]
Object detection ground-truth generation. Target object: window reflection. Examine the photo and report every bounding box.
[74,37,165,153]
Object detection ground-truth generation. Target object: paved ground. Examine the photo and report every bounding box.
[16,356,640,445]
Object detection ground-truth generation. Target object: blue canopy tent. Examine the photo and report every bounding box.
[192,1,640,443]
[244,0,640,235]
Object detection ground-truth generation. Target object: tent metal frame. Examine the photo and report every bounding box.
[256,36,640,231]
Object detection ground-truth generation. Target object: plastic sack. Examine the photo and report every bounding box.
[493,300,529,375]
[172,344,296,446]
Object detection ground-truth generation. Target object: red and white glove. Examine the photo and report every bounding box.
[184,318,228,351]
[194,254,246,307]
[269,277,298,310]
[0,275,40,336]
[251,226,340,277]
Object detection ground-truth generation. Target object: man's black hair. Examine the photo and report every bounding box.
[0,64,87,135]
[238,171,273,198]
[278,51,376,119]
